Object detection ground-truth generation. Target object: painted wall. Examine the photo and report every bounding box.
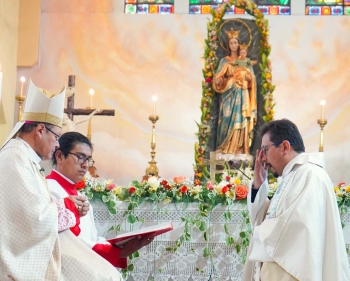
[0,0,20,144]
[17,0,350,185]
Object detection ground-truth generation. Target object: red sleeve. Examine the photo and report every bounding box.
[63,197,81,236]
[92,243,127,268]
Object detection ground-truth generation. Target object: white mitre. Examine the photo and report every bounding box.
[0,79,65,149]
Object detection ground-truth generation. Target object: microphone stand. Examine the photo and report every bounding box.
[228,160,251,180]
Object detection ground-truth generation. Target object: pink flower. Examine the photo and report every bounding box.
[106,183,115,191]
[174,176,186,184]
[206,182,214,190]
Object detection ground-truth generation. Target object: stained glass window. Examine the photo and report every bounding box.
[189,0,290,15]
[306,0,350,15]
[125,0,174,14]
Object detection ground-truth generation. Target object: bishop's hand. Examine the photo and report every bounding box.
[253,149,268,189]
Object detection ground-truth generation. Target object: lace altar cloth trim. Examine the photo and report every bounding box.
[92,201,350,281]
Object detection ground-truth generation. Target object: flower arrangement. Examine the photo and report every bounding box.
[334,182,350,216]
[78,169,253,270]
[195,0,275,182]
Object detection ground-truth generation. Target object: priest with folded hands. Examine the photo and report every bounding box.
[47,131,155,268]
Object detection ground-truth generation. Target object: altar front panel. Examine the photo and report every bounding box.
[93,201,350,281]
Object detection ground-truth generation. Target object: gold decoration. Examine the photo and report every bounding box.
[145,115,159,177]
[225,28,240,39]
[240,43,249,51]
[317,119,327,152]
[219,19,252,51]
[15,95,26,122]
[21,112,63,127]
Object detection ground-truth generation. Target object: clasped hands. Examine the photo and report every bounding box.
[68,195,90,217]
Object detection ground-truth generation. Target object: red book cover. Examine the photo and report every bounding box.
[108,222,173,246]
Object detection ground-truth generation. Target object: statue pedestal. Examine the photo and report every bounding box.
[216,152,253,164]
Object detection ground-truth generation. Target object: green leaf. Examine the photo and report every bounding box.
[240,231,246,238]
[127,203,133,211]
[225,236,234,246]
[235,244,241,253]
[102,195,109,203]
[199,221,207,232]
[107,225,114,232]
[166,247,173,251]
[196,220,202,229]
[204,231,208,241]
[127,214,136,224]
[132,251,139,258]
[127,263,134,271]
[203,247,210,257]
[224,223,229,235]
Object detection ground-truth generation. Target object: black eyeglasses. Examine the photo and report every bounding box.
[68,152,95,167]
[45,126,61,141]
[261,141,295,155]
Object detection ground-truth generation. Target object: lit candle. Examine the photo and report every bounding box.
[320,100,326,120]
[89,88,94,108]
[20,76,26,97]
[152,95,157,116]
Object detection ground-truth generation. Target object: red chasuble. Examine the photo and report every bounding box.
[47,170,127,268]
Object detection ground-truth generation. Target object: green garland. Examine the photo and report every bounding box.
[194,0,276,182]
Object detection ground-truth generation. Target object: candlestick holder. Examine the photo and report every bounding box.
[145,115,159,177]
[15,95,26,122]
[317,119,327,152]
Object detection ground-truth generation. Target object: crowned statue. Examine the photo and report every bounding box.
[212,26,258,163]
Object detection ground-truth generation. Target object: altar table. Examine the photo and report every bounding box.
[92,201,350,281]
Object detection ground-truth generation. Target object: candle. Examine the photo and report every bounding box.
[152,95,157,116]
[320,100,326,120]
[20,76,26,97]
[89,89,94,108]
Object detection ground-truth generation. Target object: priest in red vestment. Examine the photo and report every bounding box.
[47,131,155,268]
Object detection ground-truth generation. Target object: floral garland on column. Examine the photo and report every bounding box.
[194,0,275,181]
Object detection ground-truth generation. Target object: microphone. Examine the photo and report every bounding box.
[228,160,251,180]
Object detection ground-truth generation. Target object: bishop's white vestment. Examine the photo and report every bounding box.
[242,153,350,281]
[0,138,121,280]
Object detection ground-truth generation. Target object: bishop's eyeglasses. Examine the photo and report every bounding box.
[68,152,95,167]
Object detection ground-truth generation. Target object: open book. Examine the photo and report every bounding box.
[107,221,173,246]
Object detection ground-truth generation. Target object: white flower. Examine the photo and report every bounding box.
[148,176,160,191]
[190,185,202,195]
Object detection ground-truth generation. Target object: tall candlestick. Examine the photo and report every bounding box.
[89,89,94,108]
[152,95,157,116]
[20,77,26,97]
[320,100,326,120]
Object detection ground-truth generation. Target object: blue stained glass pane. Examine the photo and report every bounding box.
[189,5,202,14]
[307,6,322,15]
[125,0,174,14]
[279,6,291,14]
[331,6,343,14]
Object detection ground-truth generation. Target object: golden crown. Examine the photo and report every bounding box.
[240,43,249,51]
[225,28,240,40]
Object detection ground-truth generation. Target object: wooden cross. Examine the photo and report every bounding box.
[64,75,115,121]
[202,151,226,183]
[64,75,115,178]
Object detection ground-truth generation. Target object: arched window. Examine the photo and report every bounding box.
[125,0,174,14]
[306,0,350,15]
[189,0,290,15]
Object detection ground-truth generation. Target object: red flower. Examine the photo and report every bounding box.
[205,77,212,83]
[106,183,115,191]
[225,175,231,181]
[227,183,232,188]
[194,179,202,186]
[164,184,172,190]
[235,185,249,200]
[180,186,188,193]
[338,182,346,187]
[161,180,168,186]
[75,180,86,190]
[222,186,229,193]
[129,187,136,194]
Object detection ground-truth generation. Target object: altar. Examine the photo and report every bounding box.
[93,200,350,281]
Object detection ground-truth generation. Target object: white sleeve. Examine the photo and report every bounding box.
[248,179,269,224]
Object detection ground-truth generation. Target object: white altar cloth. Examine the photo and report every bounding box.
[92,201,350,281]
